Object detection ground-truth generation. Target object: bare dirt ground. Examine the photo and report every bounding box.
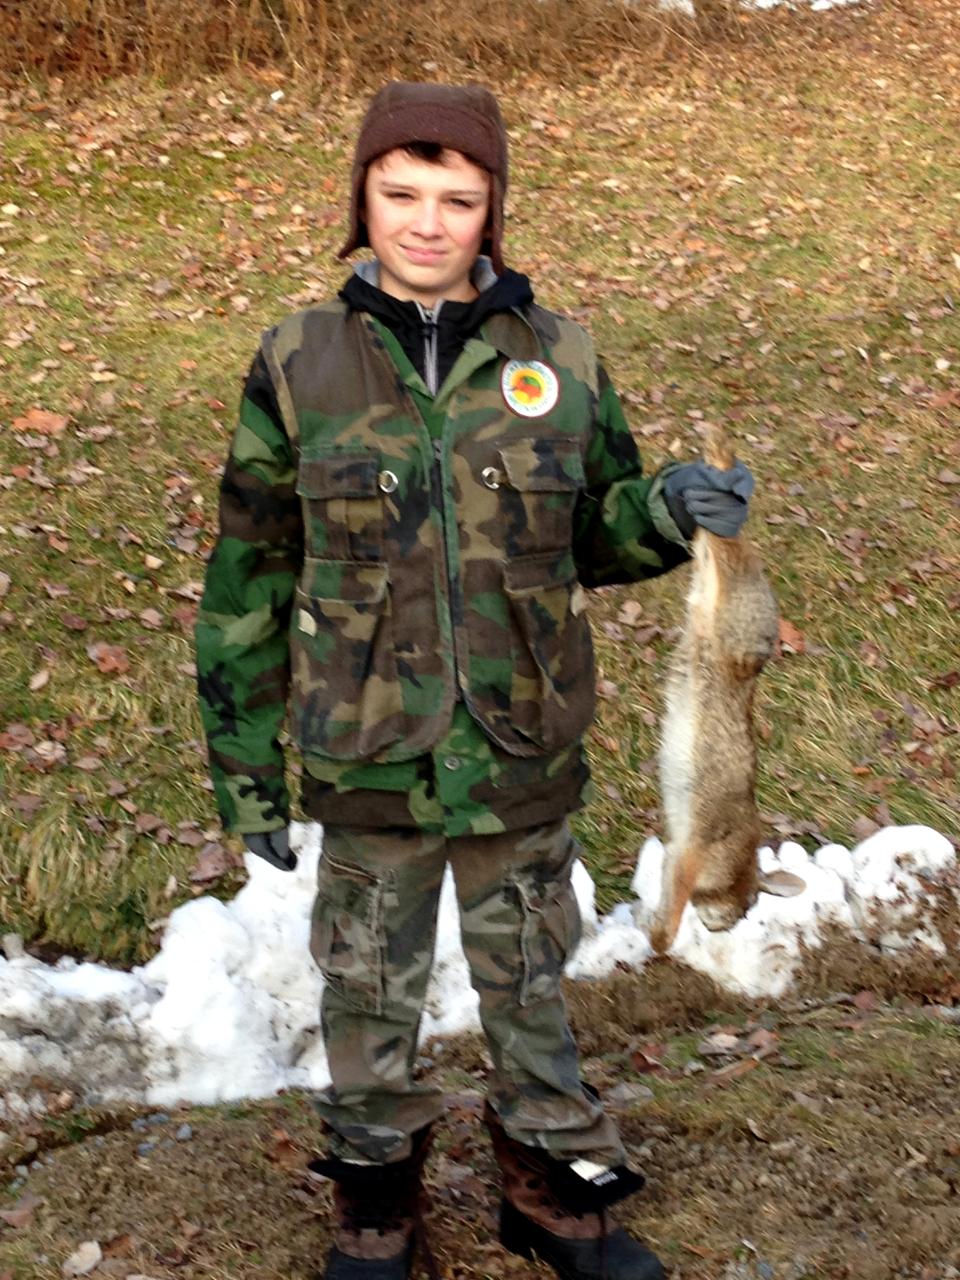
[2,946,959,1280]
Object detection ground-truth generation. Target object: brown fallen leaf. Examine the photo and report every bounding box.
[778,618,806,654]
[101,1233,134,1257]
[629,1042,667,1074]
[617,600,644,626]
[852,814,880,843]
[679,1241,721,1259]
[189,843,231,882]
[712,1058,760,1084]
[0,1191,44,1228]
[86,641,130,675]
[12,793,43,815]
[268,1127,305,1171]
[746,1026,780,1057]
[12,408,69,436]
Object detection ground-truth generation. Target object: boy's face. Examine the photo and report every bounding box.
[363,148,491,307]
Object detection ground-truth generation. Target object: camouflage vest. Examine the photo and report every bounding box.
[261,299,598,763]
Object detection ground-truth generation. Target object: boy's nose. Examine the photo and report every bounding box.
[410,202,442,236]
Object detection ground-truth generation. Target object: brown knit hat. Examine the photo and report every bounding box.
[337,81,509,274]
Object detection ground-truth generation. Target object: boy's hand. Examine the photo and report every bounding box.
[243,829,297,871]
[663,460,754,539]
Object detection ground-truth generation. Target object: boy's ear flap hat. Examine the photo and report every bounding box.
[337,81,509,274]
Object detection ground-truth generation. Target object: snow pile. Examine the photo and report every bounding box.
[661,0,866,15]
[0,823,955,1114]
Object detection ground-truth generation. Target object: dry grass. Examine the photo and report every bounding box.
[0,0,909,91]
[1,0,698,87]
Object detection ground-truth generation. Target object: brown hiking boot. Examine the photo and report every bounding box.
[485,1101,666,1280]
[309,1126,436,1280]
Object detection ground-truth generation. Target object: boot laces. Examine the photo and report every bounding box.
[342,1189,440,1280]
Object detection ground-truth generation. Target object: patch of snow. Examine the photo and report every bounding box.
[748,0,865,9]
[0,822,954,1113]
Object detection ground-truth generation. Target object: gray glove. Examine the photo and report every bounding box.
[243,829,297,871]
[662,459,754,539]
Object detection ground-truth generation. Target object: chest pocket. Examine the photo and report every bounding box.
[296,449,383,561]
[497,437,584,557]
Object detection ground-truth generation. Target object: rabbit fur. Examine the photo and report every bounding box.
[650,427,803,954]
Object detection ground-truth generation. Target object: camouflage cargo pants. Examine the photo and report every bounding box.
[310,818,626,1166]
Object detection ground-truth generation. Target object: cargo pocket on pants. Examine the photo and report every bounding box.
[310,855,384,1015]
[512,857,583,1008]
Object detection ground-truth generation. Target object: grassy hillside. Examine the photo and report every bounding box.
[1,0,958,962]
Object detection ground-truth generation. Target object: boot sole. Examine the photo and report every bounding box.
[499,1199,667,1280]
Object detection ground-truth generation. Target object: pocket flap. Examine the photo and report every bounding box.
[503,549,577,595]
[301,556,389,603]
[498,438,584,492]
[296,451,380,498]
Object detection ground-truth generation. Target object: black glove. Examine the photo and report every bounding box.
[243,829,297,871]
[662,459,754,540]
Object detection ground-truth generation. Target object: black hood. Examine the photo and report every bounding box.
[340,260,534,393]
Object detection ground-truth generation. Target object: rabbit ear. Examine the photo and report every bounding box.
[758,869,806,897]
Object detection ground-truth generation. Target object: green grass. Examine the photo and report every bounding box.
[1,35,958,958]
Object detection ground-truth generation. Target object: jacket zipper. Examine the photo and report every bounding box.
[432,436,463,702]
[417,302,442,396]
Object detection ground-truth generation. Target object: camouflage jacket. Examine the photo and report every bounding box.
[195,282,691,835]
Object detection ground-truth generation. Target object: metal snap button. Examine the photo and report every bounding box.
[378,469,399,494]
[481,466,501,490]
[443,755,462,771]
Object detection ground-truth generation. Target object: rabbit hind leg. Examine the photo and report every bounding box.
[649,841,699,954]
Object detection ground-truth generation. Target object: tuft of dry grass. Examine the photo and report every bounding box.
[1,0,694,87]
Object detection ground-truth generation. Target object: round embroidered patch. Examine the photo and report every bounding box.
[501,360,560,418]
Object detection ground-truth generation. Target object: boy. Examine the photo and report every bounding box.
[196,81,753,1280]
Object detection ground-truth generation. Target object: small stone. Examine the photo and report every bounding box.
[2,933,25,959]
[175,1123,193,1141]
[606,1081,655,1106]
[136,1141,155,1157]
[758,1262,775,1280]
[131,1117,149,1132]
[145,1111,169,1126]
[918,1174,951,1202]
[62,1240,102,1276]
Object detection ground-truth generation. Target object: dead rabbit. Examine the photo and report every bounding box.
[650,426,804,954]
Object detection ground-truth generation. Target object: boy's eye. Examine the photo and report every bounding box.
[450,198,475,209]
